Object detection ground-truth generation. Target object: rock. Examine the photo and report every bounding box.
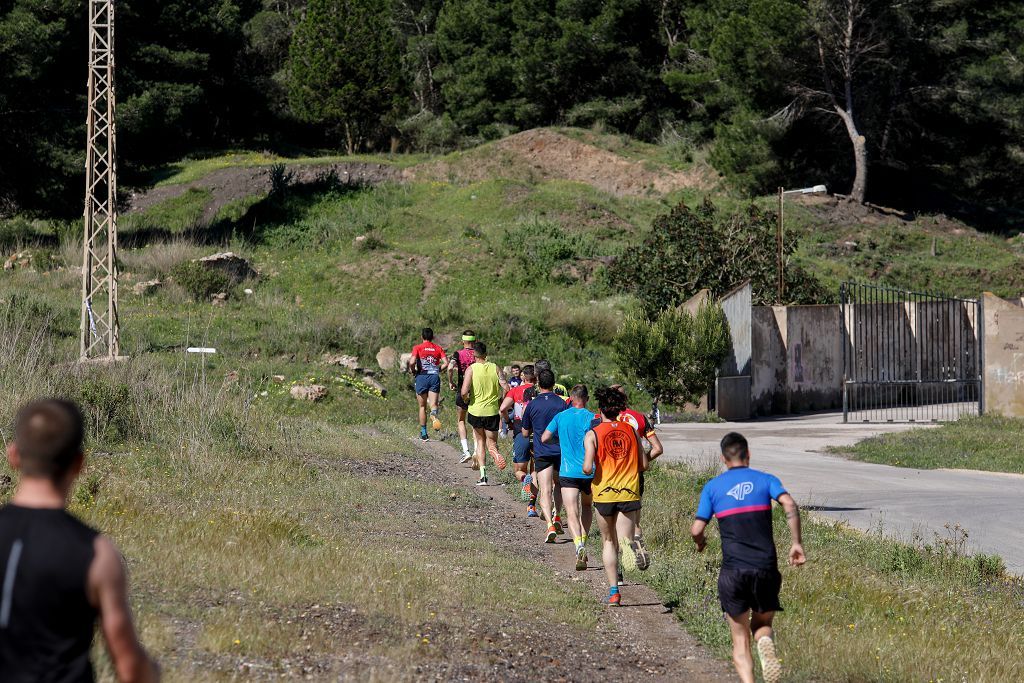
[211,292,228,306]
[271,375,286,383]
[290,384,327,402]
[399,352,413,371]
[376,346,399,370]
[362,375,387,397]
[197,252,257,283]
[325,353,362,372]
[354,235,367,245]
[243,288,254,296]
[132,279,161,296]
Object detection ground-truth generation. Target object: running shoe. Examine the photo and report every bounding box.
[419,432,429,441]
[604,592,621,607]
[476,477,488,487]
[553,516,564,535]
[619,538,638,572]
[756,636,782,683]
[521,474,533,501]
[633,537,651,571]
[575,545,588,571]
[545,525,557,543]
[431,414,442,431]
[458,452,473,464]
[488,443,507,470]
[527,504,538,518]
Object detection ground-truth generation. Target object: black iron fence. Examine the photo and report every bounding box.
[841,282,982,423]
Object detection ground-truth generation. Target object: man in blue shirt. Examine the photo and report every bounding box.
[691,432,805,683]
[541,384,594,570]
[521,369,568,543]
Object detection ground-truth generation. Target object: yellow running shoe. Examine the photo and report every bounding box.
[619,538,638,572]
[431,414,442,431]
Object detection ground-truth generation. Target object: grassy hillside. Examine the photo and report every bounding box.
[3,128,1024,680]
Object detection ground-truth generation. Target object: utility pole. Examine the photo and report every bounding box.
[80,0,120,361]
[777,186,784,304]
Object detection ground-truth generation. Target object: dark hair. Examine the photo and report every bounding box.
[609,384,628,401]
[14,399,84,479]
[521,364,536,380]
[472,341,487,356]
[511,364,521,371]
[537,369,555,389]
[422,327,434,341]
[534,359,552,374]
[595,386,627,420]
[570,384,589,401]
[720,432,749,461]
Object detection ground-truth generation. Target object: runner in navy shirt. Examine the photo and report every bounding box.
[521,369,568,543]
[691,432,805,683]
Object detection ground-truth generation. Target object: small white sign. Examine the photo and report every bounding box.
[186,347,217,354]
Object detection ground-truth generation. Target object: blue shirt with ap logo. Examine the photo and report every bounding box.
[696,467,787,570]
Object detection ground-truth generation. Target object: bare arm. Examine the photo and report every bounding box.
[646,432,664,460]
[778,493,806,566]
[636,429,649,472]
[498,395,514,416]
[460,365,473,401]
[540,429,555,444]
[89,536,160,683]
[497,367,509,395]
[690,519,708,553]
[582,431,597,475]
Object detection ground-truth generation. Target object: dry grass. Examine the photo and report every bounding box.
[120,240,208,278]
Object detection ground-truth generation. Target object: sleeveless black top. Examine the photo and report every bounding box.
[0,504,99,682]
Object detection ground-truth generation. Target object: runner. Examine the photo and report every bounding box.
[521,368,568,543]
[540,384,594,570]
[448,330,477,462]
[408,328,448,441]
[498,365,538,516]
[533,359,569,400]
[0,399,160,682]
[507,364,523,388]
[609,384,663,570]
[583,386,647,606]
[691,432,806,683]
[460,341,509,485]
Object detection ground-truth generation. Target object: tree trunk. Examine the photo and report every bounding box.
[344,122,354,155]
[836,106,868,204]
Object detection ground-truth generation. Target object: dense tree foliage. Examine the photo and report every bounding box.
[609,198,832,311]
[0,0,1020,221]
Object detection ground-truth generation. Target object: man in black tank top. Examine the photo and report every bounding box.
[0,399,160,682]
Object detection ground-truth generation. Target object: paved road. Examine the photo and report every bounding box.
[657,412,1024,574]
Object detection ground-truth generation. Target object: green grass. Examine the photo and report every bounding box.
[641,463,1023,682]
[834,415,1024,473]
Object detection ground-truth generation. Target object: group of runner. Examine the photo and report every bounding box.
[408,328,807,683]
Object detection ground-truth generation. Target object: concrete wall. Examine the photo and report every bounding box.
[785,306,844,413]
[982,293,1024,417]
[717,281,752,419]
[751,306,788,415]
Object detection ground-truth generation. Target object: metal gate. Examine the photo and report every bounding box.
[841,283,982,423]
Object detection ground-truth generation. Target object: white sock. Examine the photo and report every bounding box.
[460,438,469,454]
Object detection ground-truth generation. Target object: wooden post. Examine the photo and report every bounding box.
[777,187,784,304]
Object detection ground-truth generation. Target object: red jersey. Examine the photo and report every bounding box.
[592,408,655,439]
[505,383,534,423]
[411,341,446,375]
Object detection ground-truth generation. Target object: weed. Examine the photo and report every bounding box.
[170,261,233,301]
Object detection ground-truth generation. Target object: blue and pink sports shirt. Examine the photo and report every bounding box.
[696,466,788,570]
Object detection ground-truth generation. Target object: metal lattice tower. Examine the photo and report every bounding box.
[80,0,120,360]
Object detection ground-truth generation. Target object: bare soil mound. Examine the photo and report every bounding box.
[127,161,402,222]
[410,128,711,196]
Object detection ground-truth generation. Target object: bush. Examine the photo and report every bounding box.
[0,218,36,249]
[609,197,831,312]
[501,218,595,284]
[614,302,731,406]
[170,261,233,301]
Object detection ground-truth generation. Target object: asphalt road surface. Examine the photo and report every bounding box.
[658,412,1024,574]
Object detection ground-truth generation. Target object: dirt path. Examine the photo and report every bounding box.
[416,436,734,682]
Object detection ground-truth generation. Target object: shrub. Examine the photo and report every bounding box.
[608,197,832,312]
[614,301,731,406]
[0,217,36,249]
[170,261,233,301]
[501,218,595,284]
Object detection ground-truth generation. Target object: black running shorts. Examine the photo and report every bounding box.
[594,500,641,517]
[717,567,783,617]
[467,413,500,432]
[534,456,559,473]
[455,392,469,410]
[559,476,593,496]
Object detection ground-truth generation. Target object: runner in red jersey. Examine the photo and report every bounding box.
[407,328,447,441]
